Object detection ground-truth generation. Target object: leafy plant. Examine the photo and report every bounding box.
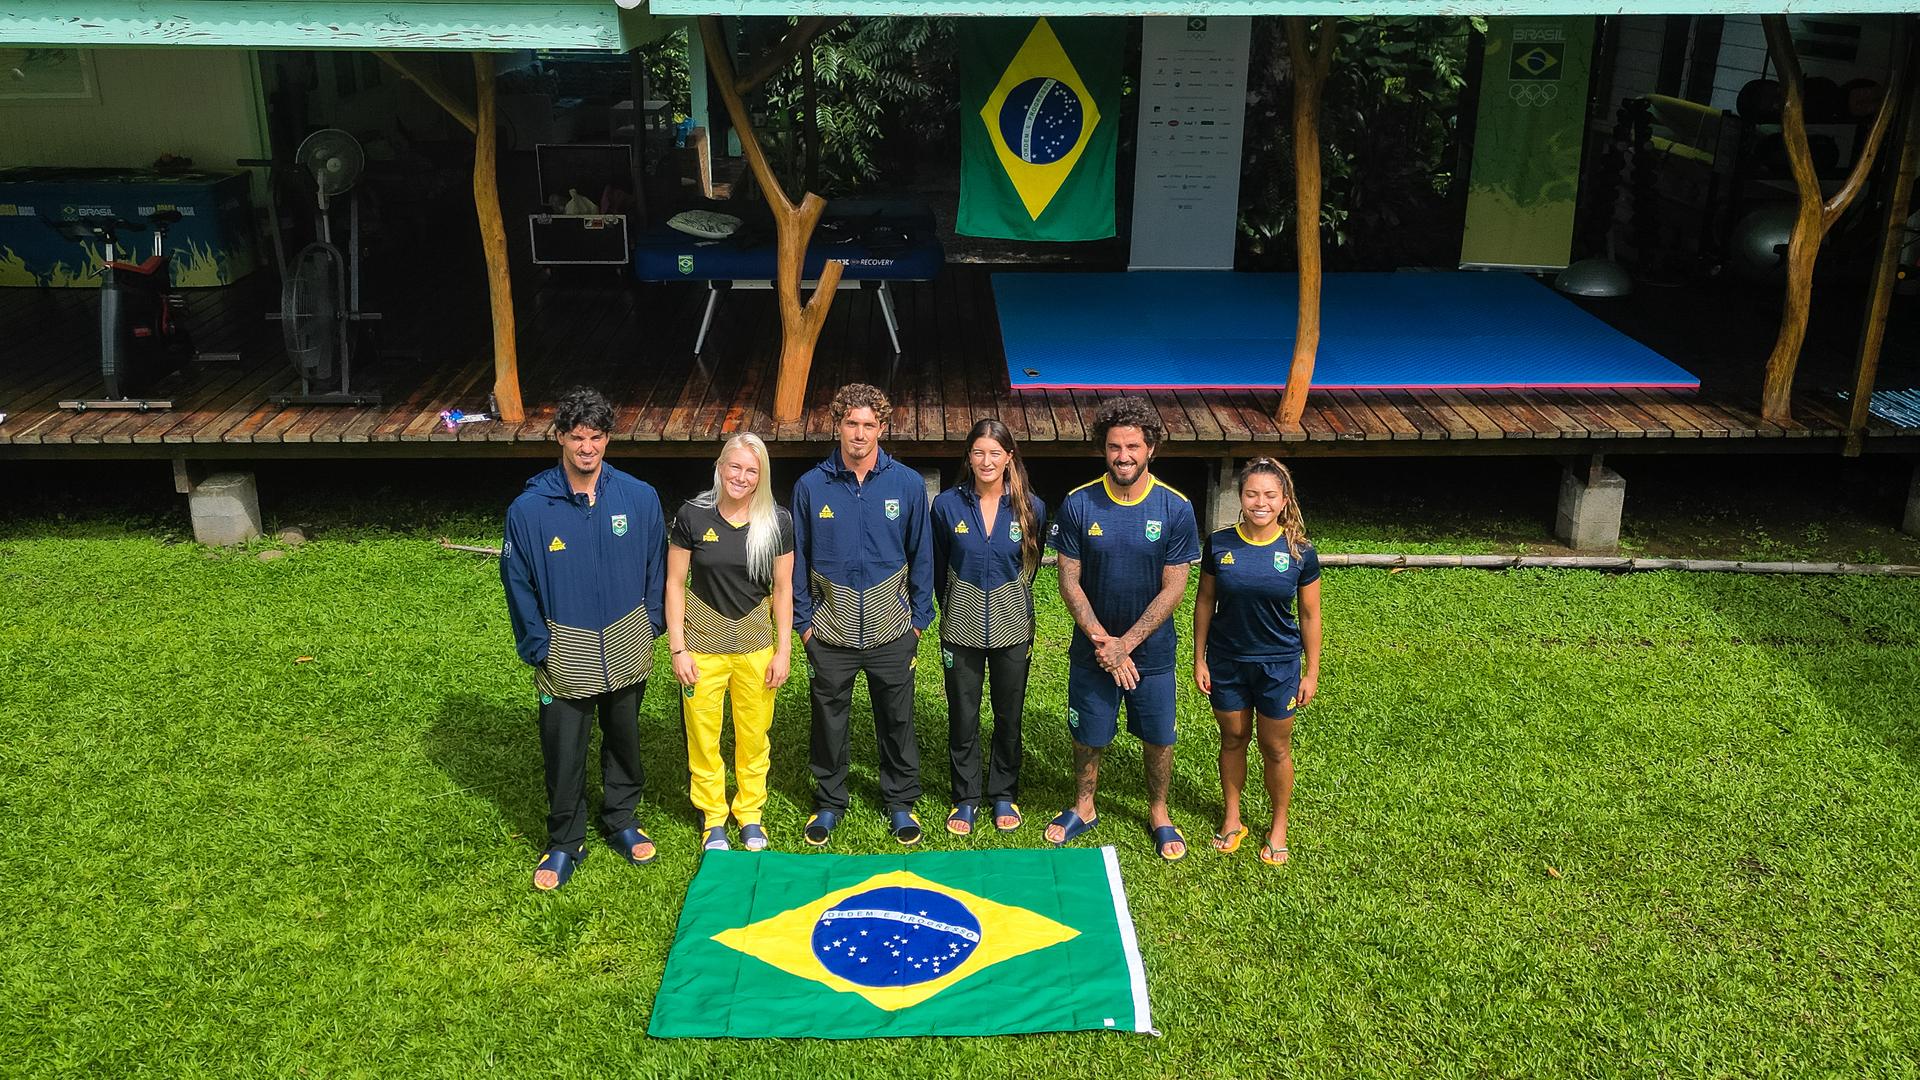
[758,17,958,194]
[634,28,695,119]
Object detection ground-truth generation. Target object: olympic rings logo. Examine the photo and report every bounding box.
[1508,83,1561,108]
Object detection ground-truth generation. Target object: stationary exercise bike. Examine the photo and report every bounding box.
[245,128,382,406]
[43,210,232,411]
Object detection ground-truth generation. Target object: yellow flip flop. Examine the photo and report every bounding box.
[1259,843,1291,867]
[1212,825,1247,854]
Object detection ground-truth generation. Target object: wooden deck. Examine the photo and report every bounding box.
[2,265,1914,460]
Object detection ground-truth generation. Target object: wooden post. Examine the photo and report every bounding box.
[1759,15,1902,423]
[376,50,521,421]
[700,16,843,424]
[1847,27,1920,455]
[1276,17,1337,428]
[472,54,524,424]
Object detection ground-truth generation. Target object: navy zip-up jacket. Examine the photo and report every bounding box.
[931,484,1046,651]
[502,463,666,699]
[790,447,934,648]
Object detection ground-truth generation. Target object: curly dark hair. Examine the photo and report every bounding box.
[1091,396,1163,449]
[830,383,893,427]
[552,385,616,436]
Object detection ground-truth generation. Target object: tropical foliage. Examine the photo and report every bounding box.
[634,28,695,119]
[1238,16,1484,270]
[663,15,1484,260]
[759,17,958,193]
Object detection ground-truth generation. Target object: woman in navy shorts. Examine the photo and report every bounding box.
[1192,458,1322,866]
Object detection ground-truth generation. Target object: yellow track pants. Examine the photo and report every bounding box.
[681,645,776,829]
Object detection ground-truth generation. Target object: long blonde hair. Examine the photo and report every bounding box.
[692,433,781,584]
[1238,457,1308,558]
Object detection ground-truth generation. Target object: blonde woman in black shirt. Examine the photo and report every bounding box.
[666,433,795,853]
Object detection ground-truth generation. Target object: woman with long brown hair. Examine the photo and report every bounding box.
[1192,457,1322,866]
[931,418,1047,836]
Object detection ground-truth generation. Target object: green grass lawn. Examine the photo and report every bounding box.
[3,525,1918,1078]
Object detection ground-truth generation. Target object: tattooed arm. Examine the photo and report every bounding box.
[1118,561,1191,654]
[1057,554,1110,642]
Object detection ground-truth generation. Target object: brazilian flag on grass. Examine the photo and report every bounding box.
[958,17,1125,242]
[649,848,1153,1038]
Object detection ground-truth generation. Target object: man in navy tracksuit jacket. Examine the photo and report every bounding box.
[502,387,666,890]
[791,383,935,845]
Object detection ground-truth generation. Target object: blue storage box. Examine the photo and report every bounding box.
[0,167,257,288]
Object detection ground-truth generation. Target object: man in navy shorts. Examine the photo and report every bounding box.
[1047,397,1200,860]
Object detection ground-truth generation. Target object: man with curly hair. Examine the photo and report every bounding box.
[1046,396,1201,860]
[790,383,936,846]
[502,386,667,890]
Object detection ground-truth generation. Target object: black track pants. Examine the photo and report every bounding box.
[941,640,1031,805]
[538,681,646,849]
[805,632,921,814]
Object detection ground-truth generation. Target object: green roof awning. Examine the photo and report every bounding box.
[651,1,1909,14]
[0,1,673,51]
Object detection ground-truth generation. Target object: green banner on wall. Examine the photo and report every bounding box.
[1459,17,1594,271]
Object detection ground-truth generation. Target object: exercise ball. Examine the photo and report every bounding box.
[1737,78,1783,123]
[1730,204,1798,281]
[1804,76,1845,122]
[1844,78,1884,119]
[1555,258,1634,297]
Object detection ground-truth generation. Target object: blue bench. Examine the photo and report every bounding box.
[632,198,943,355]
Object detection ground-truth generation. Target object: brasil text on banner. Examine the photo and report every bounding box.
[649,847,1153,1038]
[958,17,1125,242]
[1459,16,1595,271]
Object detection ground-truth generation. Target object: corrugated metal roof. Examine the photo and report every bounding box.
[0,1,672,51]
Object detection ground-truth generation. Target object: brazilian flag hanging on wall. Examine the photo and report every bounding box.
[649,848,1154,1038]
[958,17,1125,242]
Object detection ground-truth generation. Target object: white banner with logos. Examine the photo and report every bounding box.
[1128,15,1252,271]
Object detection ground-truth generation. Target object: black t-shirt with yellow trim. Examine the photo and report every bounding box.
[670,503,795,653]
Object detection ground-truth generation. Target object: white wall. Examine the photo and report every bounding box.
[0,48,266,171]
[1610,16,1673,105]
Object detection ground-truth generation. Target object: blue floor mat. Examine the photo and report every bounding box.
[994,271,1699,390]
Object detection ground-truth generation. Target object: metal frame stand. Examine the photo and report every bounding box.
[693,278,905,356]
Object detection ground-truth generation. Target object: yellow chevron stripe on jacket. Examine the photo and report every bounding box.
[807,565,910,648]
[535,604,656,699]
[684,591,776,655]
[939,569,1033,650]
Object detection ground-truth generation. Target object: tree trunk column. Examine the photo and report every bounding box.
[473,54,525,424]
[1847,26,1920,453]
[1759,15,1902,423]
[1276,17,1336,428]
[699,16,844,425]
